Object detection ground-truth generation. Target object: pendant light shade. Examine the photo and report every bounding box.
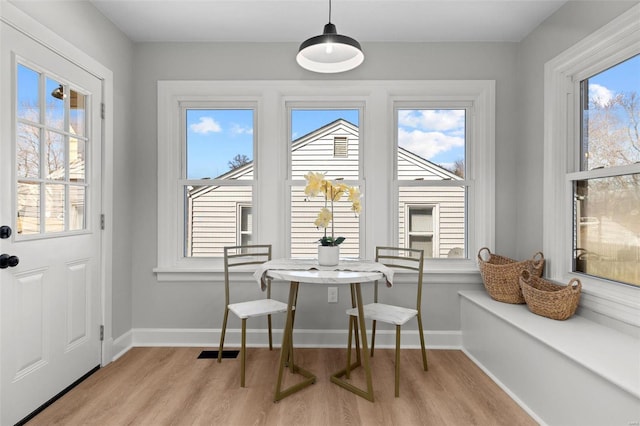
[296,1,364,73]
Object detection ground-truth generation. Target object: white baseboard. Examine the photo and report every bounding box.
[111,330,133,361]
[461,348,547,426]
[125,327,461,350]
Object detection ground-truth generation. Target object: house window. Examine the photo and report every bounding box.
[543,6,639,324]
[333,136,348,157]
[157,80,493,277]
[288,108,362,259]
[572,55,640,286]
[183,108,255,257]
[395,108,467,259]
[238,204,253,246]
[406,206,435,257]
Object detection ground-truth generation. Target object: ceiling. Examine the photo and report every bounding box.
[89,0,567,43]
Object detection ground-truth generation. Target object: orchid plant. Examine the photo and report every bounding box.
[304,171,362,246]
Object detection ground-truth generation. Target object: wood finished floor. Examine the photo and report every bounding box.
[27,347,537,426]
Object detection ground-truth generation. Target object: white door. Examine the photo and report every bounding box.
[0,22,103,425]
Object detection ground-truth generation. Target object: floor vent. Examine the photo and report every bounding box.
[198,350,239,359]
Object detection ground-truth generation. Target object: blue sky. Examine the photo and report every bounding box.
[588,53,639,105]
[186,107,466,179]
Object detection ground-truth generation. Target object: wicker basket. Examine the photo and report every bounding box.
[519,270,581,320]
[477,247,545,304]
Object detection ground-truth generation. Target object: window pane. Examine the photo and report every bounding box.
[399,187,465,258]
[186,109,254,179]
[70,137,86,183]
[17,182,40,235]
[409,235,433,257]
[397,109,465,179]
[17,64,40,122]
[17,123,40,179]
[410,207,433,232]
[45,183,65,233]
[290,109,359,180]
[46,78,65,131]
[580,54,640,170]
[69,185,86,231]
[290,185,361,259]
[185,185,253,257]
[70,89,86,136]
[574,174,640,286]
[46,130,65,180]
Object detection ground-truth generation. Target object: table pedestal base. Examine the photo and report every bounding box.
[273,280,376,403]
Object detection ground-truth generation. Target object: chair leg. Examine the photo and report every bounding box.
[267,314,273,351]
[370,320,377,357]
[395,325,401,397]
[240,318,247,387]
[218,308,229,363]
[417,312,428,371]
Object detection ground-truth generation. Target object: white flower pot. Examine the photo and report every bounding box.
[318,245,340,266]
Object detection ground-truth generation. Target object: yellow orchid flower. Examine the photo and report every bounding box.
[314,208,332,228]
[304,171,325,197]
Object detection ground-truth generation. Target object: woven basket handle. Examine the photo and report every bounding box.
[568,278,582,293]
[532,251,544,269]
[520,269,532,282]
[478,247,491,262]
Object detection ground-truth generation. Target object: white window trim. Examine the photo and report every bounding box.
[543,4,640,327]
[405,204,439,256]
[156,80,494,280]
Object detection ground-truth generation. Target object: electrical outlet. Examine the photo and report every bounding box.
[328,287,338,303]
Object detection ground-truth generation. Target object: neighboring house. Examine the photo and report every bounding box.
[187,119,464,258]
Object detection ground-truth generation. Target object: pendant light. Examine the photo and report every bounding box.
[296,0,364,73]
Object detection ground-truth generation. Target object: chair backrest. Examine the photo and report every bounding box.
[374,246,424,311]
[223,245,272,305]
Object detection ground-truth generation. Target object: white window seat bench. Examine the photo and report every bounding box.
[459,290,640,426]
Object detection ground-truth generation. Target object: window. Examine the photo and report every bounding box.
[406,206,435,257]
[544,6,639,324]
[395,108,467,258]
[184,108,254,257]
[572,55,640,286]
[16,63,89,236]
[288,108,362,259]
[156,80,494,277]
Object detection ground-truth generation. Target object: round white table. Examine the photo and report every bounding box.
[266,268,384,402]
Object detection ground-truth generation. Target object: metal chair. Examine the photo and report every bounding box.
[218,244,288,387]
[346,246,427,397]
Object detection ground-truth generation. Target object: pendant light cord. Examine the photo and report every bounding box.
[328,0,332,23]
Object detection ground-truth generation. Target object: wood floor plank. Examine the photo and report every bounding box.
[26,347,537,426]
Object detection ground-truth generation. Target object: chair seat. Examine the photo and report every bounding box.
[346,302,417,326]
[229,298,289,319]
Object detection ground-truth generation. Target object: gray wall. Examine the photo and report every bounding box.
[515,1,638,260]
[131,42,518,331]
[9,0,637,342]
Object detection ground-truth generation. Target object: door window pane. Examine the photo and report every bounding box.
[17,64,40,122]
[46,78,65,130]
[17,182,40,235]
[17,122,40,179]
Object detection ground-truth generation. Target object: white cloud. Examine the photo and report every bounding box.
[398,129,464,160]
[190,116,221,134]
[589,83,614,107]
[398,109,465,132]
[230,123,253,135]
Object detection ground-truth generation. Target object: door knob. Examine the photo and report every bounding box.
[0,226,10,239]
[0,254,19,269]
